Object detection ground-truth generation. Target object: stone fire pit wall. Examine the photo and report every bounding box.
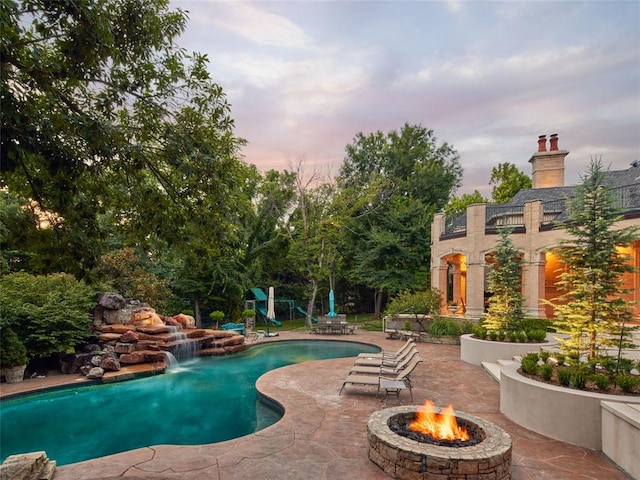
[367,405,512,480]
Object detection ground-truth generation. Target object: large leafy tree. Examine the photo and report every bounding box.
[490,162,531,203]
[1,0,246,283]
[339,124,462,317]
[549,159,639,361]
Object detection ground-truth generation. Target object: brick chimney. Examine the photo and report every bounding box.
[529,133,568,188]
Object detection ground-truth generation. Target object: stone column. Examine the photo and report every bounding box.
[465,255,485,318]
[524,251,547,318]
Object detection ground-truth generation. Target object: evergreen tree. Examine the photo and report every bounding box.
[549,159,639,360]
[483,228,525,332]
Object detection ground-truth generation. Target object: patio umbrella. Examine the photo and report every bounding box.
[328,289,337,317]
[266,286,275,336]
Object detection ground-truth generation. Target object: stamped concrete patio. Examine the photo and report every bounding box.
[0,330,632,480]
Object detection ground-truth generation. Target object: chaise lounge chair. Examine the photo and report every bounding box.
[356,338,414,360]
[339,354,422,399]
[347,349,420,376]
[354,341,416,367]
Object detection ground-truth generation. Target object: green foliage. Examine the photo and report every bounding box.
[428,318,462,336]
[548,159,640,361]
[526,329,547,342]
[521,353,539,375]
[572,369,587,389]
[209,311,225,321]
[591,373,611,390]
[472,325,487,339]
[519,318,554,332]
[339,124,462,317]
[444,190,489,217]
[242,309,256,318]
[0,272,95,359]
[384,289,443,330]
[557,368,572,386]
[539,350,551,362]
[483,228,525,332]
[489,162,532,203]
[0,327,28,367]
[616,374,640,393]
[539,364,553,381]
[96,248,172,311]
[1,0,251,307]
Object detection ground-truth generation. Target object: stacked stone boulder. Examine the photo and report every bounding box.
[66,293,248,380]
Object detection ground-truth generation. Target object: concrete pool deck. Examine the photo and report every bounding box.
[0,330,632,480]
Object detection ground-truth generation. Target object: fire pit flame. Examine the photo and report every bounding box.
[410,400,470,441]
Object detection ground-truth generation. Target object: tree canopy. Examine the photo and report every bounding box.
[338,124,462,317]
[1,0,247,280]
[489,162,531,203]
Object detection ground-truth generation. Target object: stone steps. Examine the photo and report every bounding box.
[481,358,520,384]
[0,451,55,480]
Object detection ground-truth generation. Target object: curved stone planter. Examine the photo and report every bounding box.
[500,363,640,450]
[460,333,558,366]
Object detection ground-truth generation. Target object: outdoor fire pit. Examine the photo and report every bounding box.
[367,402,512,480]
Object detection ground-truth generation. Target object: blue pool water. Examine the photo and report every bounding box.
[0,340,378,466]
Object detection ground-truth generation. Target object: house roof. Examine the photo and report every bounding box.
[507,165,640,207]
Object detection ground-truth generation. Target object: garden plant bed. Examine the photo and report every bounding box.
[518,367,640,396]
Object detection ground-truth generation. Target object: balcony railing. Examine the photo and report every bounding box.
[485,205,524,232]
[442,213,467,238]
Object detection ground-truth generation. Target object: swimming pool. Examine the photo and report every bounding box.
[0,340,378,466]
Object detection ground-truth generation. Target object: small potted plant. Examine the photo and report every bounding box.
[243,309,256,332]
[0,327,28,383]
[209,310,225,329]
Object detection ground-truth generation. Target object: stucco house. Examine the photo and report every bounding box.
[430,134,640,320]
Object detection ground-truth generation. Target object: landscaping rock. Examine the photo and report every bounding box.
[120,330,139,343]
[86,367,104,379]
[98,292,126,310]
[100,355,121,371]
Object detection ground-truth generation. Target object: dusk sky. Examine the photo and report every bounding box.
[171,0,640,196]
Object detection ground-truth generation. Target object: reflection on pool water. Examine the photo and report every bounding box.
[0,340,378,466]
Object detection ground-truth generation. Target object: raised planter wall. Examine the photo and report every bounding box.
[500,363,640,450]
[460,333,558,366]
[601,401,640,479]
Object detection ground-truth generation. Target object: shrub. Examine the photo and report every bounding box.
[428,318,462,336]
[242,309,256,318]
[572,370,587,389]
[460,320,474,335]
[520,318,555,332]
[521,352,539,375]
[554,353,566,365]
[591,373,611,390]
[539,364,553,381]
[616,374,640,393]
[507,331,518,343]
[516,330,527,342]
[557,368,572,387]
[521,357,538,375]
[0,272,95,359]
[489,330,498,341]
[539,350,550,362]
[472,326,487,339]
[209,311,224,323]
[0,327,28,368]
[526,329,547,343]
